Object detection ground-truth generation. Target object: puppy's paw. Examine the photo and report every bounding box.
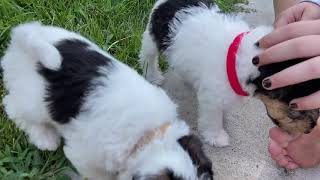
[202,129,230,147]
[212,130,230,147]
[29,124,61,151]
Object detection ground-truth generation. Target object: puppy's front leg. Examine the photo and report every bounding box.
[25,122,61,151]
[139,30,164,85]
[197,88,229,147]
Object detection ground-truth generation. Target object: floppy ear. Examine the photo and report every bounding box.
[178,135,214,180]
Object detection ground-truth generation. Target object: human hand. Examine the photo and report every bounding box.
[274,1,320,28]
[268,128,299,169]
[256,20,320,110]
[259,1,320,169]
[268,118,320,169]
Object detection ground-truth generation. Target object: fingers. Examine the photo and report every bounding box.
[269,139,289,166]
[273,2,320,29]
[268,128,301,169]
[261,56,320,90]
[259,20,320,49]
[274,4,301,29]
[290,91,320,110]
[301,3,320,21]
[258,35,320,66]
[269,127,294,148]
[269,139,299,168]
[269,139,286,156]
[286,162,300,170]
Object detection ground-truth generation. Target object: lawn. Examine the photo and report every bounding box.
[0,0,247,179]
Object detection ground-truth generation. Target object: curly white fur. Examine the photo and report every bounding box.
[1,22,203,180]
[139,2,272,147]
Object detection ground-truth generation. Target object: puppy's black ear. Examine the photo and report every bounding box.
[178,135,214,180]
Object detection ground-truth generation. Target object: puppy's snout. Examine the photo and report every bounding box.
[257,93,318,134]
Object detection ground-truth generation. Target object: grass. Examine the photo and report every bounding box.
[0,0,247,179]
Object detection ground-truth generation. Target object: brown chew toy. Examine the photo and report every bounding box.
[257,94,314,134]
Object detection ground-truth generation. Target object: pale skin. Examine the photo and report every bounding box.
[256,0,320,169]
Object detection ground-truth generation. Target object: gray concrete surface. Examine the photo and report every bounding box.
[161,1,320,179]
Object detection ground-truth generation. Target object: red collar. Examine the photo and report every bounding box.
[226,32,249,96]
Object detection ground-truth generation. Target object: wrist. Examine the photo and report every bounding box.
[301,0,320,6]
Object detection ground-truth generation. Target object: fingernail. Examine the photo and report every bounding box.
[255,41,260,47]
[262,79,272,88]
[289,103,298,109]
[252,56,259,65]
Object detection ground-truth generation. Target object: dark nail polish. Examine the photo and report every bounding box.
[262,79,272,88]
[255,41,260,47]
[289,103,298,109]
[252,56,259,65]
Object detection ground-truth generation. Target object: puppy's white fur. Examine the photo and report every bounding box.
[140,2,272,147]
[2,22,200,180]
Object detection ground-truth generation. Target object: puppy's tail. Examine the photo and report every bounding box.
[11,22,62,70]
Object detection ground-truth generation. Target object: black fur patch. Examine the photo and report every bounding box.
[252,59,320,104]
[178,135,213,179]
[166,169,184,180]
[150,0,213,51]
[250,58,320,131]
[38,39,111,124]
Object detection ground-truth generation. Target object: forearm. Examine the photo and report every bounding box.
[273,0,299,17]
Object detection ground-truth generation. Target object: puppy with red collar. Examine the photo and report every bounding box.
[140,0,320,147]
[2,22,213,180]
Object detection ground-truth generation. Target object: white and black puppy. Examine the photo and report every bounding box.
[140,0,271,147]
[2,22,213,180]
[140,0,320,147]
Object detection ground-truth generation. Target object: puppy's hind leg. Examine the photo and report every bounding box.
[197,88,230,147]
[3,95,61,151]
[139,29,164,85]
[1,22,64,151]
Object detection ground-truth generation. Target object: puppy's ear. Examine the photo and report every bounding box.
[178,135,214,180]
